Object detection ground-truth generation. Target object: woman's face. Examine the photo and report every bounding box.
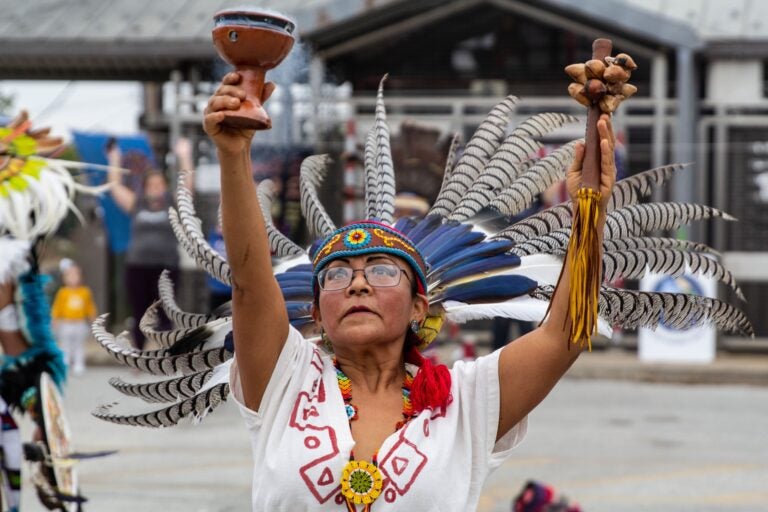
[62,266,82,287]
[144,173,168,200]
[313,253,427,349]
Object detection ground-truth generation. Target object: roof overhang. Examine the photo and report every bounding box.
[307,0,703,60]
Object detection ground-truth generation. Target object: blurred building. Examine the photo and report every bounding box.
[0,0,766,339]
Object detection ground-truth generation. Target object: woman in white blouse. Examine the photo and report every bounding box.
[203,71,616,511]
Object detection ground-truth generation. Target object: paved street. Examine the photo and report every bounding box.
[19,366,768,511]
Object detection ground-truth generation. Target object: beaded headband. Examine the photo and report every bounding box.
[311,221,428,295]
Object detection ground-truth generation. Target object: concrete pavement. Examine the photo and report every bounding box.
[18,366,768,511]
[14,331,768,510]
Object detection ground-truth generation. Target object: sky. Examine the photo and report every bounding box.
[1,80,142,141]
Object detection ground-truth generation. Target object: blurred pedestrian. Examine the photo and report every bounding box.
[106,137,193,349]
[51,260,96,376]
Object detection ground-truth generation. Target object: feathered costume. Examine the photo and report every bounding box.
[93,76,752,429]
[0,111,106,510]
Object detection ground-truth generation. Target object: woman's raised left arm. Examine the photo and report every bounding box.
[495,114,616,440]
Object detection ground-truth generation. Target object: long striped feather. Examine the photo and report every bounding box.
[257,179,305,257]
[139,301,202,349]
[509,228,571,256]
[299,154,336,237]
[609,163,690,211]
[158,270,217,329]
[92,383,229,427]
[603,237,720,256]
[373,75,396,224]
[531,286,754,337]
[109,368,216,404]
[492,204,573,243]
[168,207,196,264]
[602,249,744,299]
[510,112,579,139]
[489,140,579,217]
[511,231,720,258]
[364,128,378,219]
[449,135,542,221]
[443,132,461,178]
[140,300,232,354]
[605,203,735,239]
[91,315,232,377]
[430,96,518,217]
[175,173,232,285]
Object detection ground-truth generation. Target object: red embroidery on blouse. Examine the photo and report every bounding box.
[377,427,428,496]
[289,348,341,504]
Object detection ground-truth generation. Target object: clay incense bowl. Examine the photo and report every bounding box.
[212,9,296,130]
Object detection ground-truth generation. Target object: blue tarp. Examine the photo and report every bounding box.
[71,132,156,254]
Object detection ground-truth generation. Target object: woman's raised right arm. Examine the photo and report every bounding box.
[203,73,288,411]
[105,142,137,213]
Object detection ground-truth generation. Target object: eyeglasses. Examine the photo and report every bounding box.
[317,263,410,291]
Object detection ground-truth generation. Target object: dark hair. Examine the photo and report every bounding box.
[141,170,167,191]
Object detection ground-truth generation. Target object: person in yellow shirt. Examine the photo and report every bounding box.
[51,261,96,376]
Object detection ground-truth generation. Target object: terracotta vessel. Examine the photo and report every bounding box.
[212,9,296,130]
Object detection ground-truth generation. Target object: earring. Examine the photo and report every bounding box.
[321,329,333,352]
[410,320,420,334]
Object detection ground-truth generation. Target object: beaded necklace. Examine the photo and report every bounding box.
[333,358,414,511]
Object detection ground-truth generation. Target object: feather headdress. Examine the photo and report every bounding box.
[0,237,31,285]
[0,111,107,241]
[93,82,752,427]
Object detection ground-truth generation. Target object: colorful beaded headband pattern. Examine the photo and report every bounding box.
[311,221,428,295]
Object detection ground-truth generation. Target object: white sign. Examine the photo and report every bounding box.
[638,272,717,364]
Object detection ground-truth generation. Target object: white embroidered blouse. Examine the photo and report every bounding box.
[229,325,527,511]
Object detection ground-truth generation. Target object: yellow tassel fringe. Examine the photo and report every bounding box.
[564,187,602,350]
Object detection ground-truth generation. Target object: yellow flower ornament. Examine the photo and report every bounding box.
[340,460,383,507]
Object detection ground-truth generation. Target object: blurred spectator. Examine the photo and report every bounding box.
[106,137,193,349]
[51,261,96,376]
[394,192,430,218]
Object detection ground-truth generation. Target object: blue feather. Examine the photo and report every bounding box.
[426,230,486,266]
[285,263,313,273]
[277,272,313,286]
[279,279,314,291]
[418,221,470,257]
[224,330,235,352]
[281,285,314,300]
[436,254,522,284]
[290,317,315,328]
[286,301,312,319]
[308,239,324,261]
[394,216,418,234]
[404,214,443,245]
[429,239,514,276]
[436,275,538,303]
